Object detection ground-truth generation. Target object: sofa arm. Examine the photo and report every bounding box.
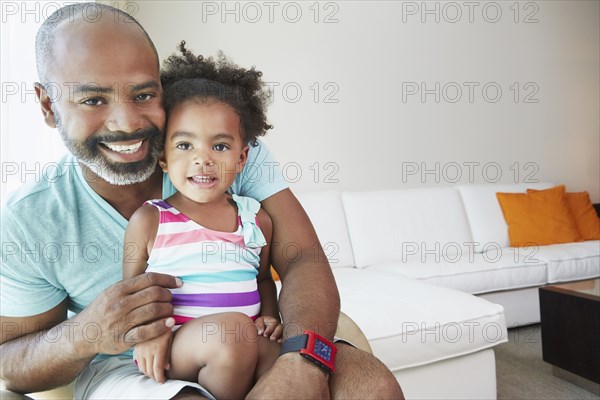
[335,312,373,354]
[0,383,73,400]
[0,390,34,400]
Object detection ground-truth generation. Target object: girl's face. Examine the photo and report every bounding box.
[160,100,248,204]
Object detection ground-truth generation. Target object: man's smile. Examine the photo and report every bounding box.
[100,139,144,154]
[98,138,149,162]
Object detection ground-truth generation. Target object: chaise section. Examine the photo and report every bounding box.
[332,268,507,370]
[333,267,507,399]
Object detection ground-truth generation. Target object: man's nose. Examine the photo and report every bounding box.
[105,103,145,133]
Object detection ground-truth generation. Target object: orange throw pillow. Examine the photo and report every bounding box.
[270,266,280,281]
[496,185,580,247]
[565,192,600,240]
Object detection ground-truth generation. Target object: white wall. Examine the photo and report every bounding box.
[3,1,599,202]
[125,0,600,199]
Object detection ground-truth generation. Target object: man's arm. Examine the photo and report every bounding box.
[0,273,181,394]
[262,189,340,338]
[0,300,82,392]
[249,188,340,398]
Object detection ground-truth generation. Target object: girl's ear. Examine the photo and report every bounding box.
[158,151,168,172]
[35,82,57,128]
[237,145,250,171]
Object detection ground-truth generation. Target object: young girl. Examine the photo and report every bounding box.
[123,42,282,399]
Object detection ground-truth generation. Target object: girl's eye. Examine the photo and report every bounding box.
[176,143,191,150]
[214,144,228,151]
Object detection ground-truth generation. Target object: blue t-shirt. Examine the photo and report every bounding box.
[0,140,287,317]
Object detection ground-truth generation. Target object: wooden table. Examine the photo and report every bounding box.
[539,278,600,394]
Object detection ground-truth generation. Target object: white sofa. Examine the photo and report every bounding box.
[296,182,600,400]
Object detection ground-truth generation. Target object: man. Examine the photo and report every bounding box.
[0,3,403,399]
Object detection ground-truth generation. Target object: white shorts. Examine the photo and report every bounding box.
[74,339,354,399]
[73,356,214,400]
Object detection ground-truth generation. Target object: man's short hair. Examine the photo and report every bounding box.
[35,2,159,84]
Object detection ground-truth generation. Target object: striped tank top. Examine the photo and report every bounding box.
[145,194,267,325]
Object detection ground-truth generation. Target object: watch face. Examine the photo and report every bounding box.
[313,338,332,362]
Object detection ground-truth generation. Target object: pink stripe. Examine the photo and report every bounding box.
[173,315,195,325]
[154,229,245,249]
[160,210,189,224]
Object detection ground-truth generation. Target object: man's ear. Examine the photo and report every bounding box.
[158,151,168,172]
[34,82,57,128]
[238,145,250,171]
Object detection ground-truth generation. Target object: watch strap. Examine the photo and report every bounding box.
[280,334,309,355]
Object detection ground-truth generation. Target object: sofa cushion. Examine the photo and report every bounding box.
[565,192,600,240]
[367,249,547,295]
[332,268,507,371]
[456,183,555,253]
[342,188,473,268]
[534,241,600,283]
[497,185,580,246]
[296,191,355,268]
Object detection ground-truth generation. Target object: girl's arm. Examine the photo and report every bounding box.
[122,204,173,384]
[122,204,158,279]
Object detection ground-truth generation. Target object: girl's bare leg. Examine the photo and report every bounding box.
[167,312,259,399]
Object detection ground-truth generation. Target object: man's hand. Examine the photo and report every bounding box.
[76,272,181,356]
[255,316,283,342]
[133,330,173,383]
[247,353,330,400]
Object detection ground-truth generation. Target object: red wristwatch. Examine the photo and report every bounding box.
[279,330,337,374]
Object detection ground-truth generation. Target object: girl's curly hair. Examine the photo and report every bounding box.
[161,41,272,146]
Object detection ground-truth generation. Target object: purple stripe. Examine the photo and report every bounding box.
[172,291,260,307]
[146,199,173,210]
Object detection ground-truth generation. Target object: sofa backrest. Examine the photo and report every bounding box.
[342,187,473,268]
[455,182,555,253]
[295,191,356,268]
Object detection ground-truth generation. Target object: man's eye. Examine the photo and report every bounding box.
[135,93,154,102]
[82,98,105,106]
[214,144,229,151]
[176,143,191,150]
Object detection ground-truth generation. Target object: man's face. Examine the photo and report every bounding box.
[44,18,165,185]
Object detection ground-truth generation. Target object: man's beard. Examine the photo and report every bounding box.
[54,111,164,186]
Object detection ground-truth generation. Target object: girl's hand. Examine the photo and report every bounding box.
[255,316,283,342]
[133,330,173,383]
